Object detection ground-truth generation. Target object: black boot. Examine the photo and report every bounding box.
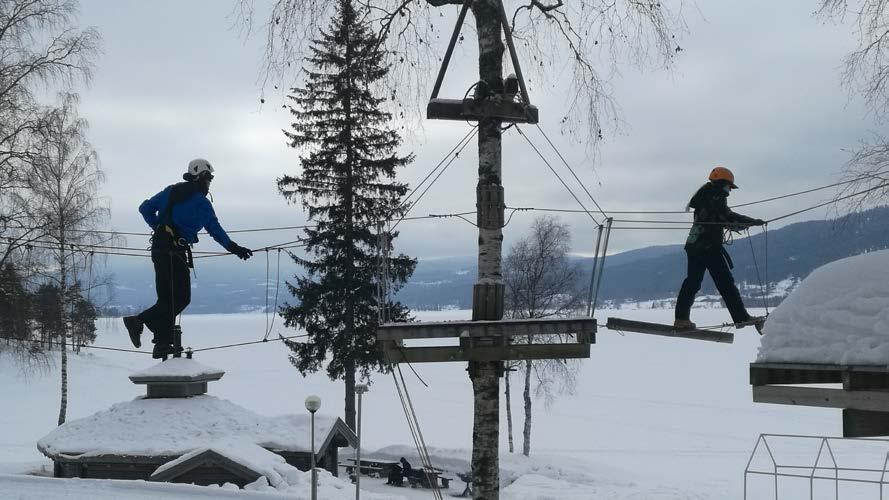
[152,343,174,359]
[123,316,143,348]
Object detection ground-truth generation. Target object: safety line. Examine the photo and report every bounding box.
[390,127,478,231]
[514,125,599,224]
[190,333,310,352]
[534,124,608,219]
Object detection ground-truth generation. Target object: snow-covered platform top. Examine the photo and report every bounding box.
[129,358,224,383]
[758,249,889,365]
[37,395,355,459]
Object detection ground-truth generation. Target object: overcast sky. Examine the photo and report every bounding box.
[72,1,873,260]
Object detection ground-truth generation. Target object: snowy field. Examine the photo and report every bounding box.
[0,308,860,499]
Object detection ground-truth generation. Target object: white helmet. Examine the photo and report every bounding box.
[186,158,214,179]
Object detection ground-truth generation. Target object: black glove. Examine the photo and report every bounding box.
[226,242,253,260]
[752,219,766,226]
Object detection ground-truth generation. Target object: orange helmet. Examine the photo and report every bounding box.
[708,166,738,189]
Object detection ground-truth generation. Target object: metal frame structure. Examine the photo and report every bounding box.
[745,434,889,500]
[427,0,538,124]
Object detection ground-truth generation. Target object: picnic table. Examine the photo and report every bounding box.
[341,457,400,478]
[405,467,453,489]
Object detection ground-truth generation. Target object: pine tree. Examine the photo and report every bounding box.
[279,0,416,430]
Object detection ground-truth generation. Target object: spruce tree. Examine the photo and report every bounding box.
[279,0,416,430]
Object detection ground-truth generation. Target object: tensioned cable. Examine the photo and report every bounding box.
[390,127,478,231]
[190,333,310,353]
[766,181,889,223]
[399,126,478,211]
[514,125,599,224]
[0,334,150,355]
[534,123,608,219]
[263,248,282,342]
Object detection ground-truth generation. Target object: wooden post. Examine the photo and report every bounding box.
[470,1,505,498]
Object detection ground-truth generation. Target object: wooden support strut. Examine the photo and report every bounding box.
[749,362,889,437]
[426,0,538,124]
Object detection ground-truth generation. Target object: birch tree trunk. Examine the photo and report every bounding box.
[57,239,68,426]
[505,369,514,454]
[469,1,504,498]
[522,359,532,456]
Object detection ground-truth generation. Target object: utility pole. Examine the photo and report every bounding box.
[468,1,505,497]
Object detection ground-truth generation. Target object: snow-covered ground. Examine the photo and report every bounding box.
[0,308,850,498]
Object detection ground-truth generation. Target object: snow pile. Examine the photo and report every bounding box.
[758,249,889,364]
[0,472,400,499]
[38,395,342,457]
[130,358,223,379]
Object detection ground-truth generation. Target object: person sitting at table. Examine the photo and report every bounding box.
[387,463,404,487]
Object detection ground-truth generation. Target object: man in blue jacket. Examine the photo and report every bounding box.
[123,159,253,358]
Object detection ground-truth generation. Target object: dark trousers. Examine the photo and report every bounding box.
[138,245,191,344]
[675,247,750,323]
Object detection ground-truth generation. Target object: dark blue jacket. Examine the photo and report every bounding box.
[139,184,232,248]
[685,182,756,252]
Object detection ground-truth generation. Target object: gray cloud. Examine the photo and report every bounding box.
[74,1,879,263]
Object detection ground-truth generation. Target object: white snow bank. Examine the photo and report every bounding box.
[758,249,889,364]
[38,395,341,458]
[0,471,398,499]
[129,358,223,379]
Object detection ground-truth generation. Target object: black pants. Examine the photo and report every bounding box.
[138,243,191,344]
[675,247,750,323]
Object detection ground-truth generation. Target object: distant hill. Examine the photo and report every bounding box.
[100,206,889,314]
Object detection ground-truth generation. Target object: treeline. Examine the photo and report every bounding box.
[0,265,97,362]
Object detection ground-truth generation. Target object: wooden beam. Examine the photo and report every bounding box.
[843,409,889,438]
[749,362,889,386]
[427,98,539,124]
[377,317,596,342]
[752,385,889,412]
[605,317,733,344]
[381,342,590,363]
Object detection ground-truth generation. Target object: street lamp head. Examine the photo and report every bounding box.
[355,384,369,395]
[304,395,321,413]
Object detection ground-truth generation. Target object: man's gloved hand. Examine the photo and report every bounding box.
[752,219,766,226]
[226,242,253,260]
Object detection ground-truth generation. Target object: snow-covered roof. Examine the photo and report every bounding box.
[37,395,355,459]
[758,249,889,365]
[129,358,224,382]
[152,438,300,489]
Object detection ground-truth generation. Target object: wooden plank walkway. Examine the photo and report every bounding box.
[605,317,734,344]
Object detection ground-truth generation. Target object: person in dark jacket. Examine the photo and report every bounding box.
[122,159,254,358]
[675,166,765,332]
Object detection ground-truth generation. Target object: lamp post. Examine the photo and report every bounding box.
[354,384,368,500]
[305,395,321,500]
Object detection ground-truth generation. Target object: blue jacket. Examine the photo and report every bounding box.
[139,184,232,248]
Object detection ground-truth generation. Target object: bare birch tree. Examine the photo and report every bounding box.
[503,215,581,456]
[816,1,889,207]
[27,93,106,425]
[0,0,99,267]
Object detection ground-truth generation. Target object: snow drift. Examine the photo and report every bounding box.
[758,249,889,364]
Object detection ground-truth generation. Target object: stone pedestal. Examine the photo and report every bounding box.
[129,358,225,399]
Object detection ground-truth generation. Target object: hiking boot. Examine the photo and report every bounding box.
[673,319,696,330]
[123,315,143,348]
[152,343,174,359]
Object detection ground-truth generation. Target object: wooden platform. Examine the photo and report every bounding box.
[377,317,595,364]
[750,362,889,437]
[605,317,734,344]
